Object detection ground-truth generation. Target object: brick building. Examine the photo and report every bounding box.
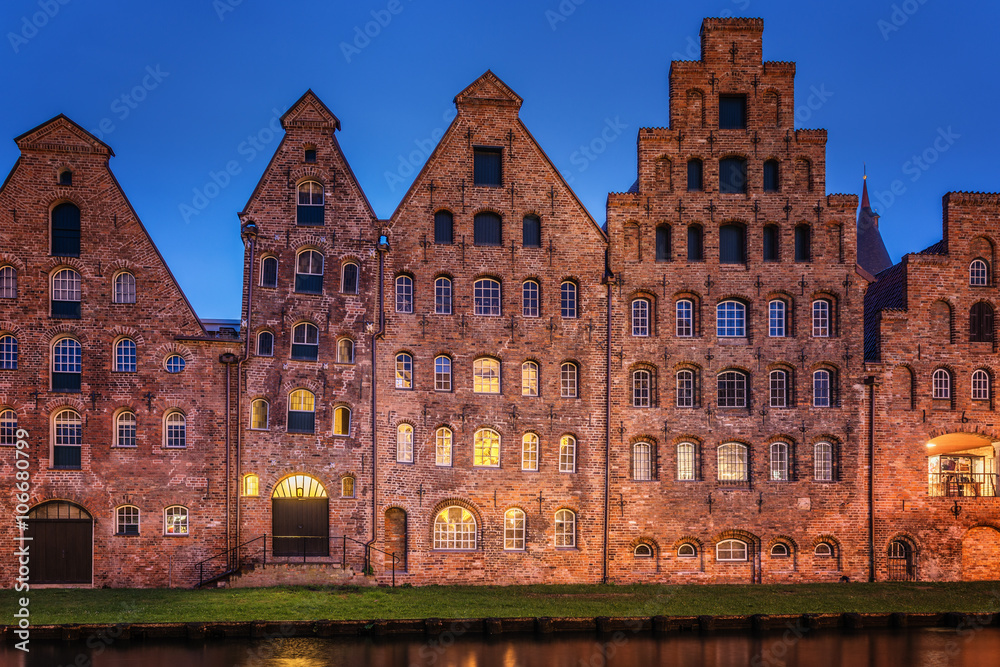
[1,17,997,588]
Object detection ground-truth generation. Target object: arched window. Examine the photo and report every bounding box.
[435,427,453,466]
[51,202,81,256]
[287,390,316,434]
[435,277,452,315]
[812,299,831,337]
[164,506,188,535]
[719,157,747,193]
[434,355,452,392]
[116,506,139,535]
[243,474,259,497]
[523,215,541,248]
[522,280,540,317]
[0,334,18,370]
[473,211,502,246]
[717,370,748,408]
[634,544,654,558]
[794,224,811,262]
[768,300,786,337]
[687,225,704,261]
[770,442,788,481]
[114,338,137,372]
[763,159,780,192]
[250,399,269,430]
[521,361,539,397]
[522,433,539,471]
[770,543,790,558]
[474,357,501,394]
[333,405,351,436]
[341,262,359,294]
[632,298,650,336]
[763,224,779,261]
[337,338,354,364]
[260,256,278,288]
[678,543,697,558]
[257,331,274,357]
[676,299,694,337]
[164,411,186,448]
[769,369,788,408]
[972,369,991,401]
[717,443,748,481]
[656,225,671,262]
[560,281,578,318]
[296,181,324,225]
[294,250,324,294]
[932,369,951,400]
[687,158,703,191]
[291,322,319,361]
[52,337,82,392]
[716,301,745,337]
[395,352,413,389]
[474,278,501,316]
[559,435,577,473]
[633,442,652,480]
[504,508,526,550]
[52,409,82,468]
[165,354,186,373]
[396,423,413,463]
[970,259,989,286]
[554,509,576,548]
[632,369,652,407]
[677,442,697,481]
[719,224,746,264]
[434,210,454,245]
[115,411,137,448]
[814,442,834,481]
[970,302,994,342]
[395,275,413,313]
[676,369,695,407]
[51,268,81,318]
[0,265,17,298]
[341,476,355,498]
[433,506,477,550]
[113,272,136,304]
[813,369,833,407]
[474,429,500,467]
[59,168,73,185]
[0,409,17,446]
[717,539,748,561]
[560,362,578,398]
[814,542,833,557]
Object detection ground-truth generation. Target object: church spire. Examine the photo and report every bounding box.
[856,172,893,275]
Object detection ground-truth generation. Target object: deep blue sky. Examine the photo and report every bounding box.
[3,0,997,319]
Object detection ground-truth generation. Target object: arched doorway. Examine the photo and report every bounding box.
[962,526,1000,581]
[271,475,329,557]
[887,539,917,581]
[26,501,93,584]
[384,508,407,571]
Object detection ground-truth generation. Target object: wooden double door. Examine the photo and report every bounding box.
[272,498,329,557]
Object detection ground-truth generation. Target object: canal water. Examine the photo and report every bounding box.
[3,626,998,666]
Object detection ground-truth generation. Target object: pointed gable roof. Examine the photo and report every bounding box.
[857,176,893,276]
[454,70,523,109]
[281,89,341,131]
[14,114,114,156]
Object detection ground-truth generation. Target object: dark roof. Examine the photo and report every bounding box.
[917,239,947,255]
[856,178,893,276]
[863,261,907,362]
[627,179,639,194]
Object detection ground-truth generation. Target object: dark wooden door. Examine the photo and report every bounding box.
[272,498,329,557]
[28,519,92,584]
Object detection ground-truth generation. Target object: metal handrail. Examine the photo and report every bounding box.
[928,472,998,497]
[195,534,267,587]
[265,534,398,587]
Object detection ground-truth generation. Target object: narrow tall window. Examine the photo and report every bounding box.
[632,298,650,336]
[333,406,351,436]
[260,256,278,288]
[295,250,324,294]
[59,169,73,186]
[287,390,316,434]
[341,262,359,294]
[687,159,703,191]
[434,210,454,245]
[770,442,788,481]
[813,369,832,407]
[474,357,501,394]
[794,225,811,262]
[812,299,831,337]
[719,224,746,263]
[291,322,319,361]
[114,339,137,372]
[52,338,82,392]
[633,442,652,480]
[0,266,16,298]
[250,399,269,430]
[0,335,17,370]
[814,442,833,481]
[244,474,260,496]
[932,369,951,400]
[435,277,452,315]
[434,356,452,392]
[763,159,780,192]
[770,370,788,408]
[51,203,81,256]
[473,212,502,246]
[719,157,747,193]
[257,331,274,357]
[337,338,354,364]
[164,411,186,448]
[522,280,539,317]
[395,353,413,389]
[717,371,748,408]
[522,433,539,470]
[716,301,746,337]
[474,278,501,316]
[53,409,82,468]
[523,215,541,248]
[560,281,578,318]
[51,268,81,318]
[521,361,539,397]
[395,276,413,313]
[687,225,704,261]
[555,510,576,547]
[676,299,694,337]
[763,225,779,261]
[676,370,695,407]
[972,369,991,401]
[718,443,748,482]
[559,435,576,473]
[769,300,786,337]
[677,442,696,481]
[633,369,651,407]
[342,476,354,497]
[296,181,324,225]
[656,226,671,261]
[504,509,526,550]
[113,272,136,304]
[473,147,502,187]
[436,427,453,466]
[474,429,500,467]
[396,424,413,463]
[971,302,995,342]
[719,95,747,129]
[970,259,989,286]
[561,362,578,398]
[116,411,137,448]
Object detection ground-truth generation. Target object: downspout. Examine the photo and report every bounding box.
[219,353,239,561]
[366,234,389,556]
[238,221,258,556]
[865,375,877,582]
[603,253,613,585]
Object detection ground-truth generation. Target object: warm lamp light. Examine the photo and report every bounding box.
[926,442,936,448]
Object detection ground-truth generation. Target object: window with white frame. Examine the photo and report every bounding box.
[813,369,832,407]
[678,543,697,558]
[116,506,139,535]
[634,544,653,558]
[396,423,413,463]
[474,278,501,316]
[770,442,788,481]
[716,300,745,337]
[0,334,18,370]
[717,370,747,408]
[288,390,316,434]
[814,442,833,481]
[243,474,260,497]
[812,299,831,337]
[676,299,694,337]
[294,250,324,294]
[51,268,81,318]
[291,322,319,361]
[554,509,576,548]
[333,405,351,436]
[633,442,652,480]
[771,543,790,558]
[677,442,696,481]
[561,362,578,398]
[433,506,476,550]
[559,435,576,473]
[521,361,539,397]
[260,256,278,288]
[341,262,359,294]
[337,338,354,364]
[164,505,188,535]
[435,277,452,315]
[434,356,452,392]
[165,354,186,373]
[257,331,274,357]
[560,281,578,318]
[522,433,538,471]
[718,442,748,482]
[504,508,526,550]
[972,369,991,400]
[114,339,137,372]
[435,427,453,466]
[0,410,17,446]
[296,181,324,225]
[716,539,748,561]
[395,275,413,313]
[116,411,137,448]
[341,476,355,498]
[52,337,82,392]
[164,411,186,448]
[52,409,82,468]
[770,369,788,408]
[395,353,413,389]
[676,369,695,407]
[474,357,500,394]
[113,272,136,304]
[933,369,951,399]
[970,259,989,286]
[632,298,650,336]
[633,369,652,407]
[474,429,500,467]
[768,300,786,337]
[522,280,539,317]
[0,266,16,299]
[250,399,269,430]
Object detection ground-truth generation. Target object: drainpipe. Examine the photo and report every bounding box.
[603,255,613,585]
[366,234,389,559]
[238,221,258,557]
[220,352,239,562]
[864,375,877,582]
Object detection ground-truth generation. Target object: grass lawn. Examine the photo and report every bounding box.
[9,582,1000,625]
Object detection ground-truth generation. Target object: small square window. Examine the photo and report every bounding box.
[473,147,502,187]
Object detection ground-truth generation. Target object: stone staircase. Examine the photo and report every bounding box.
[220,562,377,588]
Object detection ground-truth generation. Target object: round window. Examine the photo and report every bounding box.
[165,355,186,373]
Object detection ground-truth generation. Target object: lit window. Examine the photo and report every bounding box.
[116,411,136,448]
[560,281,578,318]
[932,369,951,399]
[718,443,748,482]
[474,357,501,394]
[972,369,991,400]
[561,362,578,398]
[260,256,278,288]
[717,371,747,408]
[474,429,500,467]
[116,506,139,535]
[396,276,413,313]
[257,332,274,357]
[113,272,136,304]
[341,262,359,294]
[813,370,832,407]
[396,423,413,463]
[554,509,576,548]
[296,181,324,225]
[287,390,316,434]
[770,370,787,408]
[632,299,650,336]
[395,353,413,389]
[337,338,355,364]
[333,406,351,436]
[434,356,452,392]
[435,427,453,467]
[676,370,695,407]
[0,410,17,446]
[474,279,501,316]
[341,476,355,498]
[164,412,186,448]
[559,435,576,473]
[768,300,786,337]
[677,442,696,481]
[291,322,319,361]
[717,539,748,561]
[0,335,18,370]
[970,259,989,286]
[814,442,833,481]
[676,299,694,337]
[295,250,324,294]
[633,369,651,407]
[716,301,745,337]
[435,277,452,315]
[250,399,269,430]
[678,543,697,558]
[504,508,526,550]
[164,506,188,535]
[243,474,259,497]
[51,268,81,318]
[114,339,137,372]
[633,442,652,480]
[0,266,16,298]
[52,409,81,468]
[521,361,539,397]
[770,442,788,481]
[522,280,539,317]
[521,433,538,471]
[812,300,831,337]
[433,506,476,550]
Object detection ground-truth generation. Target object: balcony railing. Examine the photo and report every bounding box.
[928,472,998,498]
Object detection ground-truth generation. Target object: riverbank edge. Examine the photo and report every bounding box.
[4,611,997,643]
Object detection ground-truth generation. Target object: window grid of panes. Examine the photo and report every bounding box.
[717,371,747,408]
[632,299,649,336]
[435,277,452,315]
[475,279,501,316]
[769,300,785,337]
[522,281,539,317]
[434,356,451,392]
[676,300,694,337]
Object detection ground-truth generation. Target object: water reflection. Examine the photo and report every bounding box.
[5,627,997,667]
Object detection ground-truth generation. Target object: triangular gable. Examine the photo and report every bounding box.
[281,89,341,130]
[15,114,114,156]
[454,70,523,109]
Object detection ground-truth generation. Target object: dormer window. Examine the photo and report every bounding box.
[719,95,747,130]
